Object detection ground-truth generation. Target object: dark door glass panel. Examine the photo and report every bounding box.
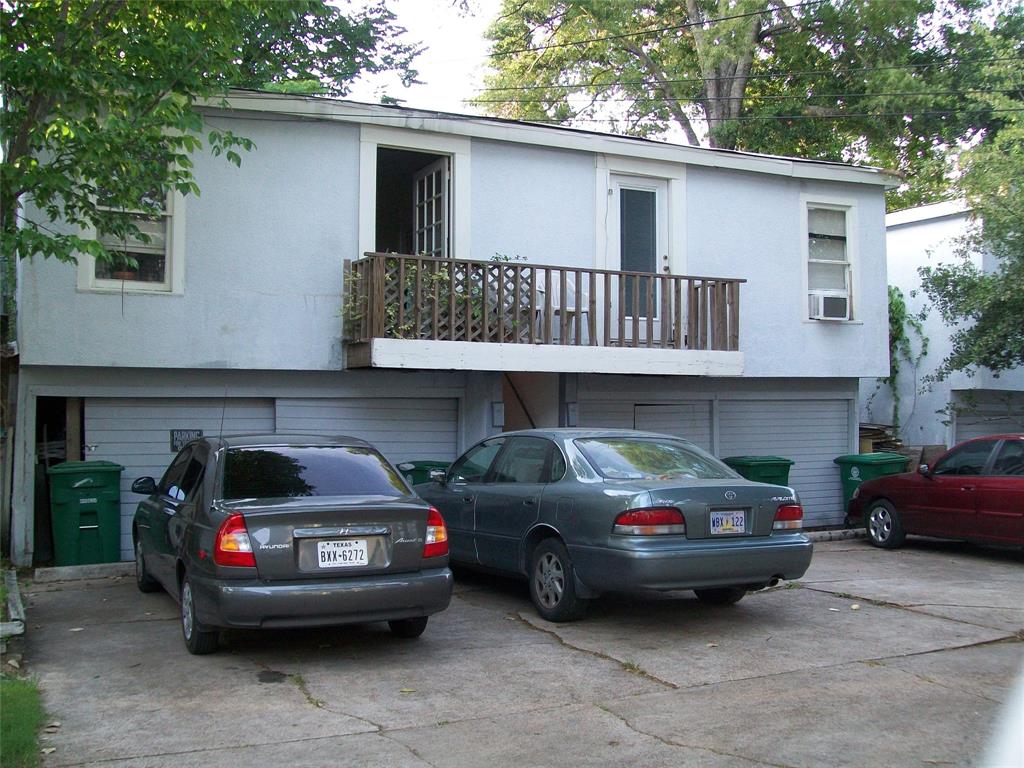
[620,188,657,317]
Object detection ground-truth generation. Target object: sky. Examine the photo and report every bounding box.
[346,0,505,114]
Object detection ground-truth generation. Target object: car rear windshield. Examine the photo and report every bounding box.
[575,437,735,481]
[221,446,408,499]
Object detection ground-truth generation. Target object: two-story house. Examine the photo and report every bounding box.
[861,201,1024,446]
[10,91,897,565]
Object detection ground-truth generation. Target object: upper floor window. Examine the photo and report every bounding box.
[807,206,851,320]
[78,190,185,294]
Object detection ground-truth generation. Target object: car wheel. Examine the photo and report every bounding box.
[865,499,906,549]
[180,574,218,655]
[529,538,589,622]
[388,616,429,639]
[134,536,160,594]
[694,587,746,606]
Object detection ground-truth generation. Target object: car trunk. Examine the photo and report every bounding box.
[618,479,795,539]
[219,496,430,581]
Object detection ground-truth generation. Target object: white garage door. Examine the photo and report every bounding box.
[718,399,850,527]
[275,398,459,465]
[579,401,713,451]
[85,398,276,559]
[954,392,1024,443]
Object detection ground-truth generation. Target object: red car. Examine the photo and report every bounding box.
[849,434,1024,549]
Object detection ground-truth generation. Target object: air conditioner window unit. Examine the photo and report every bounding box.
[809,291,850,321]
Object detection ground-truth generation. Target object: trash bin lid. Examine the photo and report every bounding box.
[47,460,125,475]
[833,452,908,465]
[722,456,794,465]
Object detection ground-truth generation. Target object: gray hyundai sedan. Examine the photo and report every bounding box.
[417,429,812,621]
[131,434,452,654]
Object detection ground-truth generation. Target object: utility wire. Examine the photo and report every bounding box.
[476,56,1024,92]
[490,0,830,58]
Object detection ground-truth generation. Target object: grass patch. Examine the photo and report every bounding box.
[1,675,46,768]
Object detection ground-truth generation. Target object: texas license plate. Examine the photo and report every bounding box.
[317,539,369,568]
[710,510,745,535]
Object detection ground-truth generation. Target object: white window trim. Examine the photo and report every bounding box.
[800,194,859,323]
[358,125,471,260]
[77,190,186,295]
[595,155,686,274]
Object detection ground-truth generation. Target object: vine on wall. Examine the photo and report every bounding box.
[879,285,929,430]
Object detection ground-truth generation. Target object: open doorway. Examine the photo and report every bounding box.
[376,147,451,258]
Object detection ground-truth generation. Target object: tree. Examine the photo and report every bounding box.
[479,0,1019,207]
[918,50,1024,381]
[0,0,416,274]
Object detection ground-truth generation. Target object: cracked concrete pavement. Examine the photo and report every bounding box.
[20,538,1024,768]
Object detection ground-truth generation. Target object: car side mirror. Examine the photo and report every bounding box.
[131,476,158,495]
[917,464,931,477]
[428,469,447,484]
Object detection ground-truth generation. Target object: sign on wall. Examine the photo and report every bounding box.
[170,429,203,452]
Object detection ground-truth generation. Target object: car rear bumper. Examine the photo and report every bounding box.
[569,534,813,593]
[190,567,453,629]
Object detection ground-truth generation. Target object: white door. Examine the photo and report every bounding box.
[413,157,450,258]
[608,175,668,344]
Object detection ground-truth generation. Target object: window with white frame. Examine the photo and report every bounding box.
[807,206,851,320]
[79,190,184,293]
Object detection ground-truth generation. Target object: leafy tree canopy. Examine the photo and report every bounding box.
[1,0,417,266]
[479,0,1022,208]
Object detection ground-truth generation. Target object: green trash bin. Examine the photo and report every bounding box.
[722,456,795,486]
[833,452,910,512]
[47,460,124,566]
[396,460,450,487]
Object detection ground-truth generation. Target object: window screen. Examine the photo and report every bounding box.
[621,188,657,318]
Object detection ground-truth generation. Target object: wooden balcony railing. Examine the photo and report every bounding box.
[344,253,745,351]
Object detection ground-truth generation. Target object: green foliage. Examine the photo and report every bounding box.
[1,675,46,768]
[1,0,416,268]
[480,0,1022,207]
[919,48,1024,381]
[879,286,928,430]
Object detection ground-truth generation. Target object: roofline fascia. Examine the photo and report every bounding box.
[202,92,902,189]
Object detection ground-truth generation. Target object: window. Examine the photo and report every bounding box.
[449,438,504,483]
[491,437,555,484]
[159,447,204,501]
[807,206,851,320]
[574,437,733,481]
[78,190,185,293]
[932,440,998,476]
[992,440,1024,476]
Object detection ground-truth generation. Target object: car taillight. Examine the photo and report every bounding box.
[773,504,804,531]
[422,507,449,559]
[613,507,686,535]
[214,513,256,567]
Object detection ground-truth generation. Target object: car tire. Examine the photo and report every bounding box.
[529,538,589,622]
[865,499,906,549]
[388,616,429,638]
[180,574,219,655]
[134,536,160,594]
[694,587,746,606]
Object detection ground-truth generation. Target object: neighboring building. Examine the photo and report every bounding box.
[861,201,1024,447]
[11,91,898,565]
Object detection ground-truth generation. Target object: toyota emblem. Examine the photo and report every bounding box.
[725,490,737,501]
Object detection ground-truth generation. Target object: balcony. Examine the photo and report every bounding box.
[344,253,746,376]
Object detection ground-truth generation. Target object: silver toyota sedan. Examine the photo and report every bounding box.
[417,429,812,621]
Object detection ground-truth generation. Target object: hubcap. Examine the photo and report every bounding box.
[534,552,564,608]
[869,507,892,542]
[181,581,193,640]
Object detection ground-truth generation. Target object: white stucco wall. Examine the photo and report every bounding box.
[860,201,1024,445]
[18,107,890,379]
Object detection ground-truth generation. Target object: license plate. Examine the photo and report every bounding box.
[710,510,745,535]
[316,539,369,568]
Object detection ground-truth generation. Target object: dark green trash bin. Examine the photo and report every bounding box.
[397,460,449,487]
[722,456,795,486]
[47,461,124,566]
[833,452,910,512]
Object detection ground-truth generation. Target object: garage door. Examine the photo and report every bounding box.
[718,399,850,527]
[954,392,1024,443]
[578,401,713,451]
[275,398,459,465]
[85,397,276,559]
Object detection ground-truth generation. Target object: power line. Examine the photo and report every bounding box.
[470,88,1018,106]
[490,0,829,59]
[476,56,1024,92]
[533,107,1024,125]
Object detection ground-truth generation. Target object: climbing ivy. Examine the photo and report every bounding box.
[879,285,929,431]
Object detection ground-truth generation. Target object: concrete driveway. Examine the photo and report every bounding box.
[21,538,1024,768]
